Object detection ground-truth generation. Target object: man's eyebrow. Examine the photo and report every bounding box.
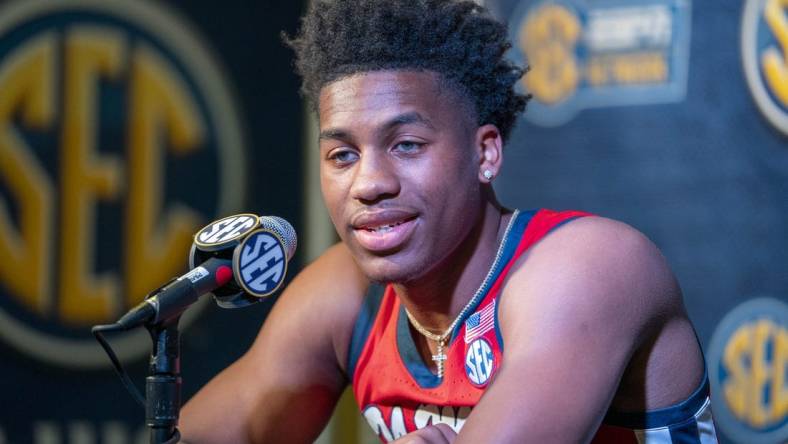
[318,128,351,141]
[381,112,435,133]
[318,112,435,142]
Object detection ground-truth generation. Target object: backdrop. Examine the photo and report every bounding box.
[0,1,785,444]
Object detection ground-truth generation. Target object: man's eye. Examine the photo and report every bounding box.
[328,150,359,165]
[393,141,423,153]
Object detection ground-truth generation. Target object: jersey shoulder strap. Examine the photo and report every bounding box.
[497,208,592,283]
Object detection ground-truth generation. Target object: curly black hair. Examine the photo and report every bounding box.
[284,0,529,141]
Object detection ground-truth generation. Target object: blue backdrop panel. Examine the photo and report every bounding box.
[490,1,788,443]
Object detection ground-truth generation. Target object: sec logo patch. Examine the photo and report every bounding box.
[465,337,495,387]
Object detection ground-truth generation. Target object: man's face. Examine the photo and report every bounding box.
[318,70,485,283]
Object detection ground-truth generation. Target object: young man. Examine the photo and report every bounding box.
[180,1,717,442]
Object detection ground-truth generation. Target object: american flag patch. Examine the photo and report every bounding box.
[464,300,496,343]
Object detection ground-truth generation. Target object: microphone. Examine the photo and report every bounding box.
[115,214,297,329]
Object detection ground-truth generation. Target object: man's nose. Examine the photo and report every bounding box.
[349,151,400,203]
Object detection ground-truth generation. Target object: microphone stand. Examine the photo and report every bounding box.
[94,215,296,443]
[145,316,182,444]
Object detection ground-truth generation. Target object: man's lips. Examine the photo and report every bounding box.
[351,210,417,230]
[350,210,419,252]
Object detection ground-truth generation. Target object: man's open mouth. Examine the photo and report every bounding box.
[359,216,417,233]
[351,212,419,252]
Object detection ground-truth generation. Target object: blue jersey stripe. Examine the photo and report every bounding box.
[396,305,442,388]
[347,283,386,381]
[603,371,710,429]
[668,417,701,444]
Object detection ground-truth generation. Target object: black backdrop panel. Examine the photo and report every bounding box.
[0,1,304,442]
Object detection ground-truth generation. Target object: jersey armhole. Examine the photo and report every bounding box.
[602,370,710,429]
[346,283,386,381]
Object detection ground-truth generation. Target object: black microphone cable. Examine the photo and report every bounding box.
[93,323,182,444]
[92,274,183,408]
[92,322,146,408]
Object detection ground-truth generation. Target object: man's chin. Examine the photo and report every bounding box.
[361,266,412,285]
[355,255,426,285]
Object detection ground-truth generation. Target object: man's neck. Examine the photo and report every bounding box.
[392,202,512,334]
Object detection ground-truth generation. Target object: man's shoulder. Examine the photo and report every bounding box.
[513,214,673,291]
[502,214,681,335]
[525,213,655,258]
[507,214,705,411]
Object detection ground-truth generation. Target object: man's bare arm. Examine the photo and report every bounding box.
[455,217,704,443]
[179,243,368,443]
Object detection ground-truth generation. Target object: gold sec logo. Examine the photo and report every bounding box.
[742,0,788,135]
[707,298,788,444]
[509,0,691,127]
[0,0,246,367]
[518,2,582,106]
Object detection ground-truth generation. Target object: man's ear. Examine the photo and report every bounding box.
[475,124,503,183]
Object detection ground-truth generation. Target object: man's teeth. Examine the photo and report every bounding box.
[365,221,404,232]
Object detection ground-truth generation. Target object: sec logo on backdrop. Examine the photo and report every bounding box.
[742,0,788,136]
[0,0,246,367]
[508,0,692,126]
[707,297,788,444]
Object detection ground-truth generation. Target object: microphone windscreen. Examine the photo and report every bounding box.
[259,216,297,260]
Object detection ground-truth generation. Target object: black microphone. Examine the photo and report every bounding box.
[115,257,234,329]
[115,214,297,329]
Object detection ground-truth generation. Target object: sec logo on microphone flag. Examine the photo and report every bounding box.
[194,214,260,251]
[234,229,289,299]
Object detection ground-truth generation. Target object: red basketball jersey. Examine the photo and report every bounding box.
[347,209,717,443]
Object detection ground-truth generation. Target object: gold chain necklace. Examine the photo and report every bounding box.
[404,210,519,379]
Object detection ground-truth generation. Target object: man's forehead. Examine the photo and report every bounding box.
[320,71,439,109]
[317,70,467,131]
